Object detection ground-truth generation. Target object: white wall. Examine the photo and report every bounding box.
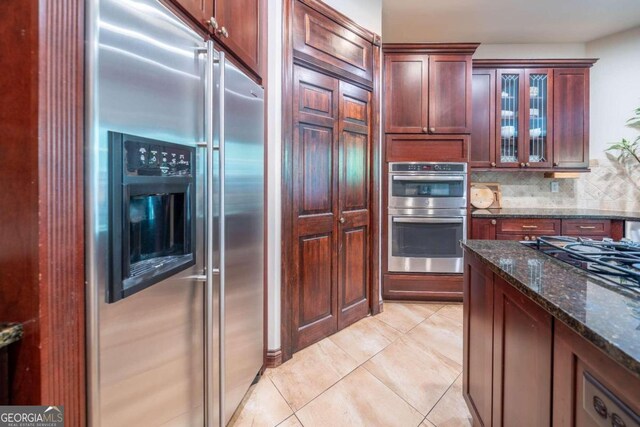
[321,0,383,35]
[587,26,640,158]
[474,43,586,59]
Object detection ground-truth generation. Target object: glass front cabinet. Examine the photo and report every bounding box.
[496,68,552,168]
[471,59,594,171]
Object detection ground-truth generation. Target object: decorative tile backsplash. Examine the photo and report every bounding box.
[471,158,640,212]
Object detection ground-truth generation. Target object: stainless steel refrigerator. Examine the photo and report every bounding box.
[85,0,264,425]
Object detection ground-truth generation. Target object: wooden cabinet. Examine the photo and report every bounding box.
[429,55,472,134]
[385,134,468,162]
[384,54,429,134]
[553,68,590,169]
[498,218,561,235]
[562,219,611,237]
[471,217,624,241]
[463,255,494,426]
[464,253,553,427]
[471,69,497,168]
[216,0,263,77]
[492,276,553,426]
[471,60,597,171]
[291,65,372,351]
[172,0,213,28]
[168,0,264,80]
[293,0,375,86]
[383,44,478,135]
[464,250,640,427]
[553,322,640,427]
[471,218,497,240]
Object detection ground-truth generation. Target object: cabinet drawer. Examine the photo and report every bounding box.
[562,219,611,237]
[498,219,561,235]
[496,234,545,242]
[385,134,468,162]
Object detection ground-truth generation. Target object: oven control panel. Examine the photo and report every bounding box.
[390,163,467,173]
[124,139,193,177]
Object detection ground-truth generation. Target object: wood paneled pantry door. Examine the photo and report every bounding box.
[291,65,372,351]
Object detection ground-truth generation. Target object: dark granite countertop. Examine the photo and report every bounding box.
[0,323,23,349]
[471,208,640,221]
[461,240,640,378]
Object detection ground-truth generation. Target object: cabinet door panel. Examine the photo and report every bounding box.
[337,81,370,329]
[217,0,262,77]
[471,218,497,240]
[463,256,494,426]
[171,0,213,28]
[493,277,552,427]
[292,66,339,351]
[524,69,553,168]
[384,54,429,133]
[429,55,472,134]
[471,69,496,168]
[553,68,589,169]
[496,69,525,168]
[293,1,373,83]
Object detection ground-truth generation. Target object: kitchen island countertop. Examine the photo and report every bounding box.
[461,239,640,378]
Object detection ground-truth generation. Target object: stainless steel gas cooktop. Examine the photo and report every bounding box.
[524,236,640,292]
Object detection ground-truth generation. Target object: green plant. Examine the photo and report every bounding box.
[607,107,640,164]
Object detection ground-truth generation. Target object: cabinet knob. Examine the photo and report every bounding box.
[339,217,346,224]
[429,127,436,133]
[611,413,626,427]
[524,236,530,241]
[208,17,219,30]
[491,219,497,225]
[525,162,530,167]
[422,127,428,133]
[520,162,526,167]
[553,162,559,167]
[218,26,229,38]
[593,396,608,419]
[490,162,496,167]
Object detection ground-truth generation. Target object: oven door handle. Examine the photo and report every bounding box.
[392,217,464,224]
[391,175,465,181]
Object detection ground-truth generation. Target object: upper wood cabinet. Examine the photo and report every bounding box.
[168,0,265,80]
[173,0,213,28]
[383,44,479,135]
[429,55,473,134]
[471,59,597,171]
[470,69,496,168]
[292,0,377,88]
[384,54,429,134]
[553,68,590,169]
[215,0,263,77]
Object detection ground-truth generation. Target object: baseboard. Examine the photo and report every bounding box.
[265,348,283,368]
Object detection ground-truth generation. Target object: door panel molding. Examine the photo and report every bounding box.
[281,0,380,362]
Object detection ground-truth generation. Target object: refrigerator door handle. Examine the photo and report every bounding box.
[204,40,221,427]
[217,49,227,427]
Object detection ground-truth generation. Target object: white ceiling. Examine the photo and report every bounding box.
[382,0,640,43]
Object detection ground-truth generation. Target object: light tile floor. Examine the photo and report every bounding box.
[228,302,472,427]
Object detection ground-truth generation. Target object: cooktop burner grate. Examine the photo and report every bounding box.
[526,236,640,292]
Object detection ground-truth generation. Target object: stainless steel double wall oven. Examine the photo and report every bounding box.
[388,162,468,274]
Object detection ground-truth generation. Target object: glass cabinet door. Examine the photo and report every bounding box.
[496,69,524,167]
[525,69,553,168]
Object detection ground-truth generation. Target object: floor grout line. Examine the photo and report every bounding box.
[266,375,297,418]
[425,371,463,422]
[243,302,465,427]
